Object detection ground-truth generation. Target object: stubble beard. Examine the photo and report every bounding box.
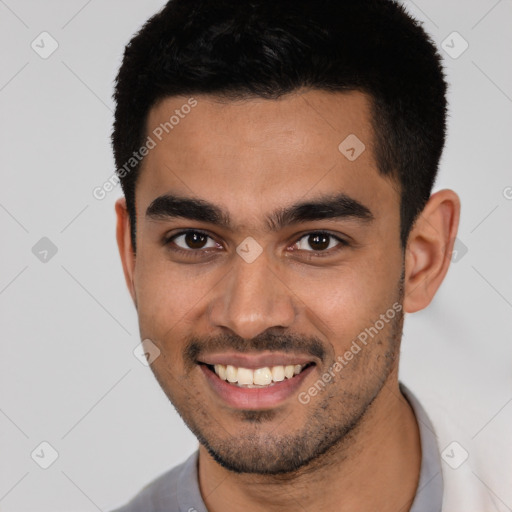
[170,301,404,475]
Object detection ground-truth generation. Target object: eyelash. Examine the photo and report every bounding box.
[163,229,349,259]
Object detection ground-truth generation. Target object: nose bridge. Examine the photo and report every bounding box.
[209,252,296,339]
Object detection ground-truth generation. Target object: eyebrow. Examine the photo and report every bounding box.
[146,192,374,231]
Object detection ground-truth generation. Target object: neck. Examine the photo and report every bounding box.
[198,377,421,512]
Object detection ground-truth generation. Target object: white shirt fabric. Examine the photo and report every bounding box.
[413,385,512,512]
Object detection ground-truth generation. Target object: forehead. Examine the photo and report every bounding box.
[138,89,398,225]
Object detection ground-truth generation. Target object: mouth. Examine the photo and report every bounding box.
[197,354,317,410]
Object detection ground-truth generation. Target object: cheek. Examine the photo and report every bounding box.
[288,252,401,345]
[133,252,214,339]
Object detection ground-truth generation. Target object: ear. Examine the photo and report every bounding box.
[403,189,461,313]
[115,197,137,305]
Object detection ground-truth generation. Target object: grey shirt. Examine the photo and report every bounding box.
[112,384,443,512]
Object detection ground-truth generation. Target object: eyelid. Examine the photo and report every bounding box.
[289,231,349,253]
[164,229,220,249]
[177,234,217,251]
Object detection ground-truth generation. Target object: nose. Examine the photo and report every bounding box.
[207,251,297,340]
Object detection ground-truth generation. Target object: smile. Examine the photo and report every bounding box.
[198,353,317,409]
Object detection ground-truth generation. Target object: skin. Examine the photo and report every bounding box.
[116,89,460,512]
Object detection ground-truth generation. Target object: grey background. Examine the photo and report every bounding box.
[0,0,511,510]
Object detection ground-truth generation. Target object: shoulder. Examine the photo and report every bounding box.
[110,452,198,512]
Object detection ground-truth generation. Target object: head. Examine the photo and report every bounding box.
[113,0,460,474]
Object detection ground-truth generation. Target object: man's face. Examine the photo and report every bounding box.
[129,90,404,474]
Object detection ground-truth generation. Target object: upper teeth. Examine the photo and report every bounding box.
[214,364,305,386]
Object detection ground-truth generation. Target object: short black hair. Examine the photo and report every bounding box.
[112,0,447,250]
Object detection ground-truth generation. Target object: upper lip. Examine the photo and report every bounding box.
[198,351,317,369]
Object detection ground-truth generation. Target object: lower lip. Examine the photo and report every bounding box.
[200,364,315,410]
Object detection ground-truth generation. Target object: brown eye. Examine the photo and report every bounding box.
[307,233,330,250]
[184,232,207,249]
[170,231,217,250]
[294,232,345,252]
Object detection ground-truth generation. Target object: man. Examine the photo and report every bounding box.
[110,1,478,510]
